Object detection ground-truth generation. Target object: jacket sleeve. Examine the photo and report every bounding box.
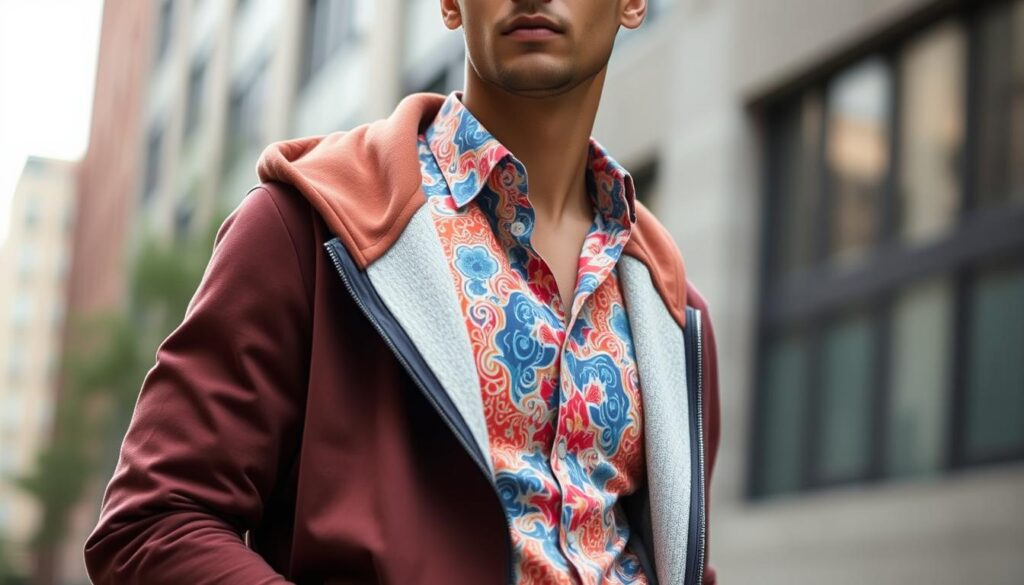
[686,282,721,585]
[83,187,311,584]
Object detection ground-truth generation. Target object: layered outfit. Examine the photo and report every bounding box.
[83,91,721,585]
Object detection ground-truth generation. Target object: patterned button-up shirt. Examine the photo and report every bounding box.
[417,90,649,585]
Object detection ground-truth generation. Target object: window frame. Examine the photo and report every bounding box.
[154,0,174,67]
[748,0,1024,500]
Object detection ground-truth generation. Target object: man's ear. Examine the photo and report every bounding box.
[440,0,463,30]
[620,0,647,30]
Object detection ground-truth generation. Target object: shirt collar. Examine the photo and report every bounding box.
[424,90,637,228]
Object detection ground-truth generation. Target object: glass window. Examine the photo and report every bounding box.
[422,70,447,95]
[975,0,1024,207]
[826,58,892,266]
[773,93,823,276]
[898,21,966,243]
[174,195,196,241]
[1016,1,1024,201]
[155,0,173,65]
[886,279,953,476]
[757,335,808,495]
[630,159,660,206]
[24,196,41,229]
[818,311,876,482]
[185,58,207,138]
[303,0,357,86]
[143,125,164,203]
[965,263,1024,460]
[226,60,269,167]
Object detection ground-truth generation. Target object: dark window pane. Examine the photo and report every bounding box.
[886,279,953,476]
[975,0,1024,207]
[185,59,207,138]
[899,21,965,244]
[156,0,173,64]
[23,198,40,229]
[143,125,163,203]
[757,336,808,495]
[773,93,823,276]
[818,311,875,482]
[226,60,269,168]
[422,70,448,95]
[827,58,892,266]
[965,264,1024,460]
[630,159,660,206]
[303,0,357,86]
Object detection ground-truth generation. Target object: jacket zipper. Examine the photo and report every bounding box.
[693,308,706,585]
[323,239,515,585]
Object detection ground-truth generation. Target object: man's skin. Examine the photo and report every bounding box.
[439,0,647,323]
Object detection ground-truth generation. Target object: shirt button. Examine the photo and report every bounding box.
[557,440,567,459]
[567,532,577,547]
[510,221,526,236]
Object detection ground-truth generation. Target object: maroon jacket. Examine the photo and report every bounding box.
[83,92,721,585]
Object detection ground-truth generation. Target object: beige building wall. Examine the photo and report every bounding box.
[0,156,76,576]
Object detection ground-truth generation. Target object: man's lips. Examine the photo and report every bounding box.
[501,14,565,40]
[505,26,562,40]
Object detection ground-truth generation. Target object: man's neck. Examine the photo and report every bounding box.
[460,66,607,225]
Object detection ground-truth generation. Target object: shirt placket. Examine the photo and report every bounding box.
[505,186,627,583]
[557,226,629,584]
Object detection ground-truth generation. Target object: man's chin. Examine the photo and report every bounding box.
[494,66,578,97]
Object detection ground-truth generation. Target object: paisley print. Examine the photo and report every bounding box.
[418,90,649,585]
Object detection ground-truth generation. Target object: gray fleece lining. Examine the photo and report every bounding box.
[620,255,691,585]
[365,205,495,476]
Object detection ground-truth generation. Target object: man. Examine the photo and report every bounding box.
[83,0,721,583]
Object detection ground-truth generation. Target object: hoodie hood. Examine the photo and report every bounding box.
[255,92,690,327]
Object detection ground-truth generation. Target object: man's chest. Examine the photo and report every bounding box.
[417,139,647,480]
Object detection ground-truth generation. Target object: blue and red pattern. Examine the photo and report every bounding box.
[418,91,649,585]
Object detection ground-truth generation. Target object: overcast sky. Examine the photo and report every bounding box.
[0,0,104,245]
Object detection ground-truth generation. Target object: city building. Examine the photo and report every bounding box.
[0,156,76,577]
[54,1,154,583]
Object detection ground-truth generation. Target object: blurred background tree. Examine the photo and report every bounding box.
[10,209,226,585]
[0,536,27,585]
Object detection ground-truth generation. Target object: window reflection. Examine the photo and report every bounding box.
[966,264,1024,460]
[818,311,875,482]
[976,0,1024,206]
[758,336,808,495]
[899,22,965,243]
[774,94,823,276]
[886,279,952,476]
[827,59,892,266]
